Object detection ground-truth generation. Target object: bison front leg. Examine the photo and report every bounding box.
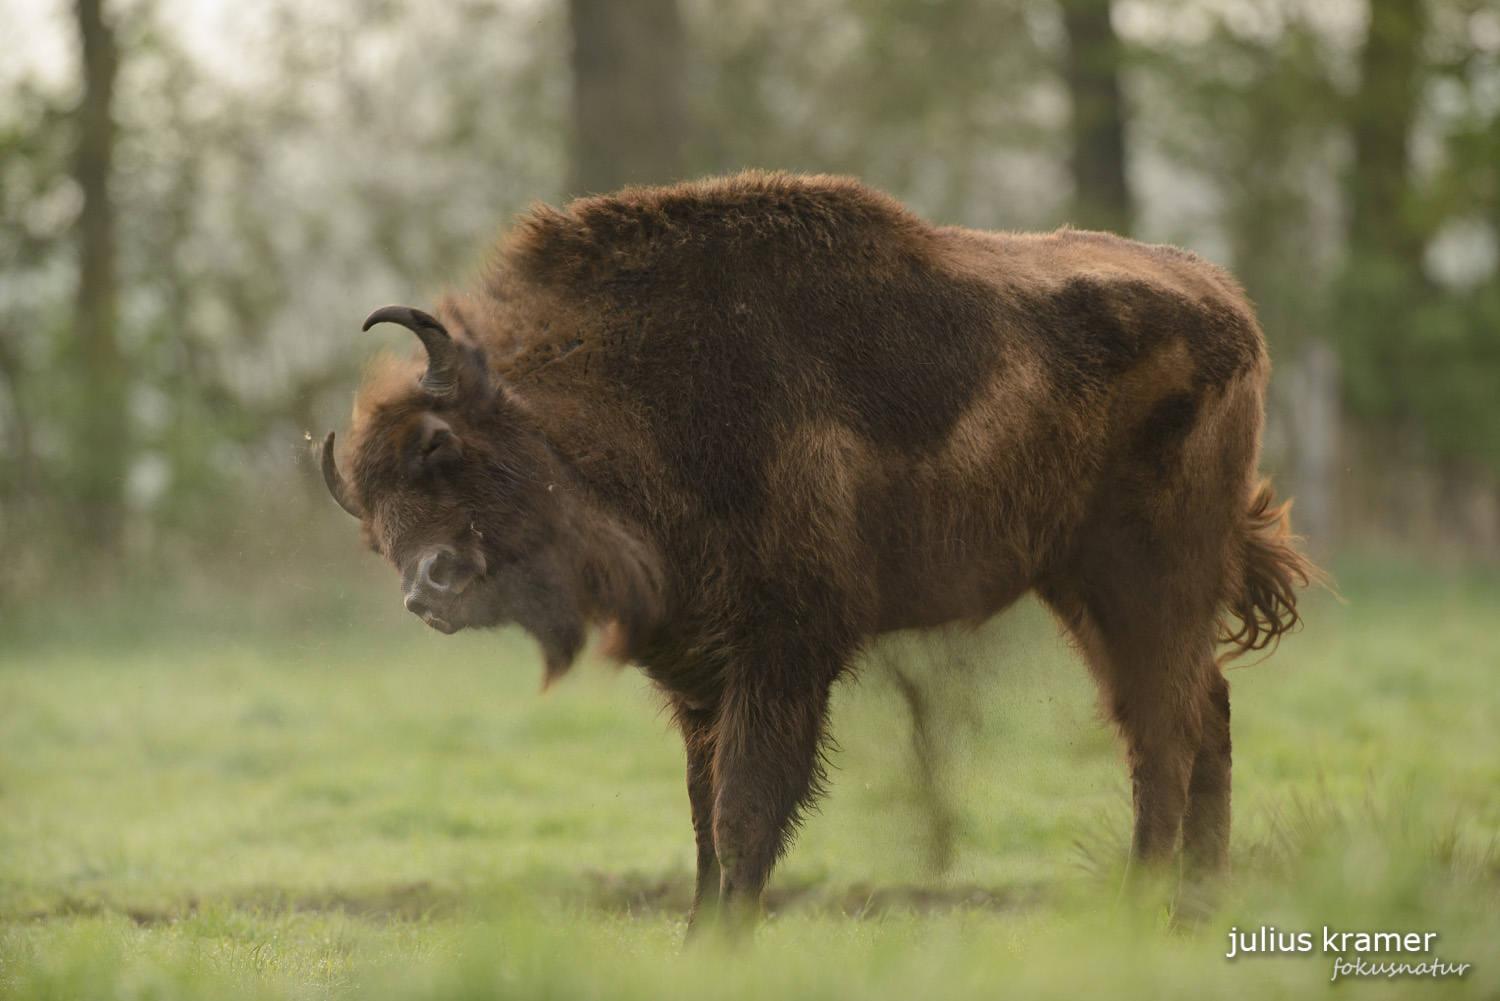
[674,703,722,936]
[709,675,833,935]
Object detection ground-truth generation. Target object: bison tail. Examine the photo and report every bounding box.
[1218,481,1329,663]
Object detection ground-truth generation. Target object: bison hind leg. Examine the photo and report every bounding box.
[1181,666,1232,877]
[1039,556,1228,879]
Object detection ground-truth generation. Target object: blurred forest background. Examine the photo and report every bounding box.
[2,0,1499,600]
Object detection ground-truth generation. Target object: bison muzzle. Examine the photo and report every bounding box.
[321,171,1318,936]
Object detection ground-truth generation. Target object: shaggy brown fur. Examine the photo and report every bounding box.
[322,171,1319,933]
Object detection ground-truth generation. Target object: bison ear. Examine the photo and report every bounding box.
[411,413,462,470]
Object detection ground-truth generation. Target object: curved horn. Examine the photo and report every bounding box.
[321,431,361,518]
[363,305,458,400]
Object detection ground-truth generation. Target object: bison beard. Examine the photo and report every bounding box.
[321,171,1319,937]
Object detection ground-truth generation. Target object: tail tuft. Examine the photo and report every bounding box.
[1219,481,1330,662]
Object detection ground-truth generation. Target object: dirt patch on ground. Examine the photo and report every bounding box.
[584,871,1045,918]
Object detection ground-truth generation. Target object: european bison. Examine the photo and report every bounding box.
[321,171,1315,933]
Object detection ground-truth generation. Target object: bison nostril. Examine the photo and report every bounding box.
[421,550,458,592]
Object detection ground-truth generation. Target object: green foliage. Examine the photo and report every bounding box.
[0,74,84,580]
[4,0,1500,575]
[1131,14,1345,344]
[1337,251,1500,469]
[682,0,1066,229]
[0,0,572,582]
[1,563,1497,998]
[1124,0,1500,491]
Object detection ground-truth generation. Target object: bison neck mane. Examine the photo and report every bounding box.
[546,471,669,681]
[481,413,670,686]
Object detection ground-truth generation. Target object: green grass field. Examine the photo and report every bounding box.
[2,558,1497,998]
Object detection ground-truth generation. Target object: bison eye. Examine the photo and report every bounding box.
[409,414,461,474]
[422,428,452,457]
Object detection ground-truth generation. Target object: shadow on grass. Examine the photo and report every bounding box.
[19,874,1052,930]
[586,871,1047,920]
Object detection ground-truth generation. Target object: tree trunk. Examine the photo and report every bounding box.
[568,0,684,195]
[1290,338,1340,556]
[1333,0,1427,549]
[1060,0,1131,234]
[72,0,127,555]
[1348,0,1424,263]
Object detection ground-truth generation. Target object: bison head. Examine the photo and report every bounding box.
[322,305,662,681]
